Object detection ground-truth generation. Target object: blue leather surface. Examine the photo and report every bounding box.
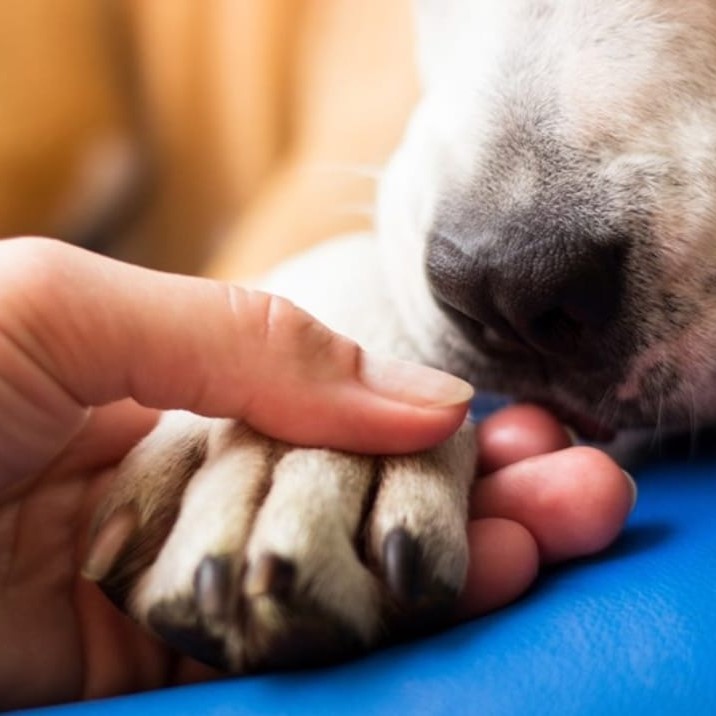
[20,454,716,716]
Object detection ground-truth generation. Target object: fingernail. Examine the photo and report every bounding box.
[360,354,474,408]
[623,470,638,513]
[82,507,138,582]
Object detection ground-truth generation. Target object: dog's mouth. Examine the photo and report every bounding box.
[436,300,666,441]
[443,311,627,441]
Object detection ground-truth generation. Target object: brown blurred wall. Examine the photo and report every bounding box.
[0,1,418,278]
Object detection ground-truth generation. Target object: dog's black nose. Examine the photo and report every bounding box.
[426,229,625,356]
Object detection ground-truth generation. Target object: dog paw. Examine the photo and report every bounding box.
[85,411,475,671]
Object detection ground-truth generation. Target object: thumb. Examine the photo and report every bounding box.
[0,238,472,483]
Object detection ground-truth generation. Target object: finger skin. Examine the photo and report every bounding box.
[471,447,635,563]
[458,446,633,619]
[456,518,539,619]
[476,404,573,474]
[0,238,469,487]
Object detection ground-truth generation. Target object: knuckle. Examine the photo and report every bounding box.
[264,292,307,342]
[226,285,359,379]
[225,286,298,344]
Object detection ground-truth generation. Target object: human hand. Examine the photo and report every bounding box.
[0,238,633,709]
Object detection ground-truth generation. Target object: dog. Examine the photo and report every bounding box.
[86,0,716,671]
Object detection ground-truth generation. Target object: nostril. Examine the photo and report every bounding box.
[482,323,531,355]
[520,277,621,355]
[525,307,583,354]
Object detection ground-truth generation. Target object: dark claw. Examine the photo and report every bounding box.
[148,600,228,670]
[383,527,423,605]
[244,553,296,600]
[194,555,232,621]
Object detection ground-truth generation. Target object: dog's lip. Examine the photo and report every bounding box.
[534,399,616,443]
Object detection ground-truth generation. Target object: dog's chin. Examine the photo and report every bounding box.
[458,360,623,441]
[481,381,698,444]
[484,385,673,443]
[448,345,667,443]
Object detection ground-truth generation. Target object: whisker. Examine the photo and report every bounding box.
[650,392,664,454]
[593,390,610,429]
[594,385,620,438]
[687,383,699,458]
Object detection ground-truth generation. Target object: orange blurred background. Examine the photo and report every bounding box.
[0,0,418,278]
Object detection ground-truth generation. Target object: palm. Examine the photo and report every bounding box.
[0,401,212,710]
